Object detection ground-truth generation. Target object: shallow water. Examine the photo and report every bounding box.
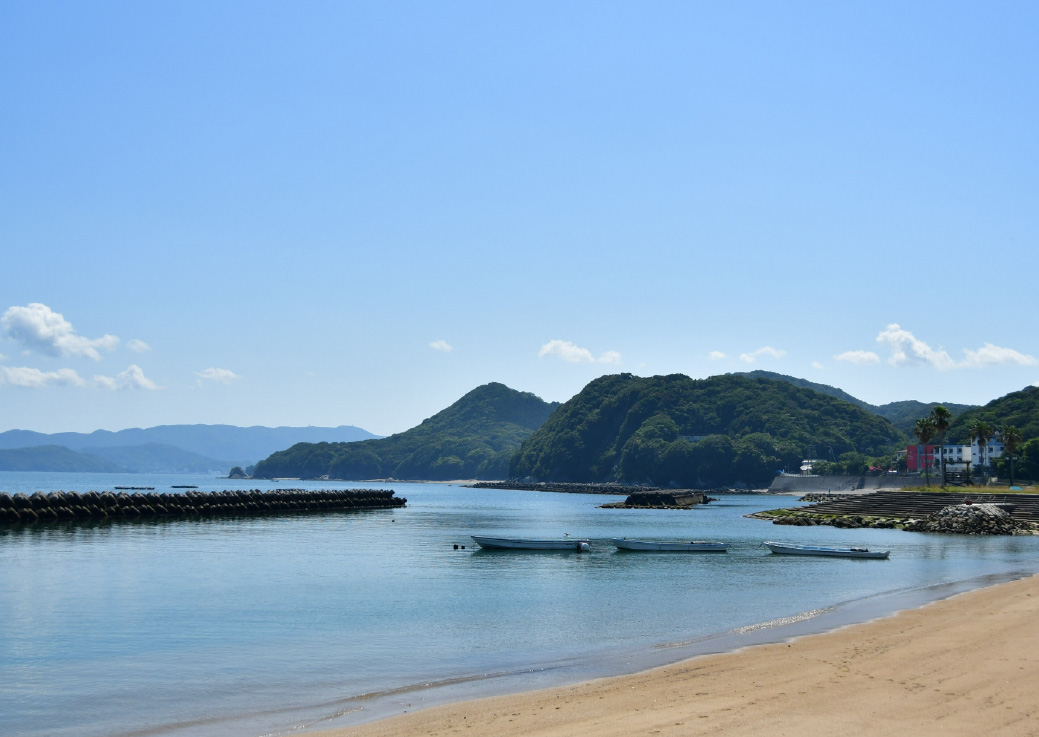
[1,472,1037,737]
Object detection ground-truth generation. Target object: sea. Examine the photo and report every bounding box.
[2,471,1038,737]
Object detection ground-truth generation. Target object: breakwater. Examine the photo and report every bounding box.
[467,481,660,495]
[0,488,406,525]
[750,491,1039,535]
[601,489,710,509]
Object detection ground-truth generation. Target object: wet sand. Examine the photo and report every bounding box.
[311,573,1039,737]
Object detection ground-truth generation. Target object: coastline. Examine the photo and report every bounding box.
[306,572,1039,737]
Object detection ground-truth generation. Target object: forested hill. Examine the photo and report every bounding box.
[946,385,1039,443]
[252,383,559,480]
[738,370,975,434]
[510,373,906,488]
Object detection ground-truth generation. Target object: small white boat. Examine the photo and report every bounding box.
[611,538,726,552]
[471,535,592,551]
[764,541,889,559]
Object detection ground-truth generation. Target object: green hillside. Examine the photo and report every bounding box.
[739,370,975,434]
[510,373,906,488]
[252,383,559,480]
[946,385,1039,443]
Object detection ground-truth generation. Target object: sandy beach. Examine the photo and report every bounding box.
[313,573,1039,737]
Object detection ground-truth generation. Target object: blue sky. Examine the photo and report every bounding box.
[1,1,1037,436]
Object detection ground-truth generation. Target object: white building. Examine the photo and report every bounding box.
[937,440,1004,469]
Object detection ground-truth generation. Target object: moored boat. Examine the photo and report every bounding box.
[470,535,591,551]
[611,538,726,552]
[763,541,889,559]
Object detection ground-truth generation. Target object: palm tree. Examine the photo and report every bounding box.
[914,417,936,488]
[1000,425,1023,488]
[968,420,993,483]
[929,405,952,488]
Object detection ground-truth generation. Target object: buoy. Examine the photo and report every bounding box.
[579,542,590,552]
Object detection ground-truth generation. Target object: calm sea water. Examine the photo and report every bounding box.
[2,471,1038,737]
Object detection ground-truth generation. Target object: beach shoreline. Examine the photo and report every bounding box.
[306,572,1039,737]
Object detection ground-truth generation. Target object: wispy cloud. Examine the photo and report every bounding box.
[538,340,621,364]
[0,366,85,387]
[811,361,825,370]
[429,340,453,352]
[194,367,239,385]
[708,351,727,361]
[127,339,152,353]
[876,324,1036,370]
[95,364,158,390]
[1,303,119,361]
[738,346,786,364]
[834,350,881,365]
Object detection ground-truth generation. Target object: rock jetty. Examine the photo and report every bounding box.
[467,481,660,496]
[0,488,406,526]
[601,489,710,509]
[903,503,1031,535]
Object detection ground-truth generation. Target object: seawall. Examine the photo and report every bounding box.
[768,474,912,494]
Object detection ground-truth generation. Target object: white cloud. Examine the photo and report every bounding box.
[538,340,621,364]
[429,340,453,352]
[834,350,881,365]
[1,303,119,361]
[738,346,787,364]
[708,351,727,361]
[876,323,956,369]
[876,324,1037,370]
[95,364,158,390]
[0,366,85,387]
[127,339,152,353]
[195,367,239,384]
[962,343,1037,367]
[811,361,825,370]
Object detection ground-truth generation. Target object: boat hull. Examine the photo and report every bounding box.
[764,541,889,559]
[611,538,726,552]
[471,536,591,551]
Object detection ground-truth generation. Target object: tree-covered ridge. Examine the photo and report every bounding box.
[252,383,559,480]
[870,400,975,435]
[738,370,975,434]
[510,373,906,488]
[945,385,1039,444]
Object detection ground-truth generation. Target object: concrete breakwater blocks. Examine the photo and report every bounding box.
[0,488,407,526]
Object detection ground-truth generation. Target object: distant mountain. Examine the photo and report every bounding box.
[511,373,905,488]
[253,383,559,480]
[83,443,230,474]
[737,370,976,434]
[0,445,127,473]
[0,424,379,467]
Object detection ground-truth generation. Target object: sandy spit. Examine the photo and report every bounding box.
[310,573,1039,737]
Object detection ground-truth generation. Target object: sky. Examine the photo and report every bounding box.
[1,1,1037,436]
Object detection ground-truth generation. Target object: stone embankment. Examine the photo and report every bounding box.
[751,490,1039,535]
[0,488,406,526]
